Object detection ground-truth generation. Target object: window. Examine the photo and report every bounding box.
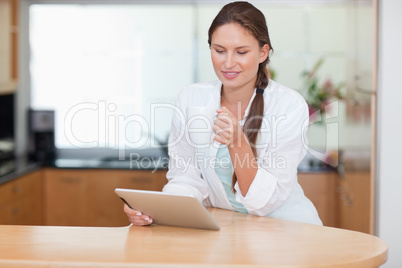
[30,4,202,150]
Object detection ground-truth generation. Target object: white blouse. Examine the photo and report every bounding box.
[162,80,322,225]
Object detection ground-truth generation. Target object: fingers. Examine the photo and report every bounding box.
[124,203,153,226]
[214,107,234,132]
[213,126,231,145]
[214,113,231,129]
[213,107,238,145]
[217,106,231,115]
[213,125,231,145]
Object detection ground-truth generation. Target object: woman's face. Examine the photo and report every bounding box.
[210,23,269,93]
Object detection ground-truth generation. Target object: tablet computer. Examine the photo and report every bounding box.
[115,188,221,230]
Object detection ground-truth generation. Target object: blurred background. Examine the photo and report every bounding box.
[19,2,373,151]
[1,0,401,266]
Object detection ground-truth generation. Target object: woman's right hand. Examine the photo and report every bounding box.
[123,203,153,226]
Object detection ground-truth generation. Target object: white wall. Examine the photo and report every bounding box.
[377,0,402,267]
[0,0,11,91]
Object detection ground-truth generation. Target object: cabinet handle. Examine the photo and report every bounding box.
[60,177,82,184]
[12,207,20,215]
[129,177,152,184]
[12,186,21,194]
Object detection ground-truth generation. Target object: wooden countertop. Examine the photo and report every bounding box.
[0,208,387,267]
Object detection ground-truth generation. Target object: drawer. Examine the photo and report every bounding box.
[0,171,42,206]
[90,169,167,191]
[0,196,42,225]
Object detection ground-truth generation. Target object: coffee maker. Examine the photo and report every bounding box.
[28,110,56,164]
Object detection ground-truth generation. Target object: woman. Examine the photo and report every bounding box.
[125,1,322,226]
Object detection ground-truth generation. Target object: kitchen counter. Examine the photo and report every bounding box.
[0,208,387,267]
[48,147,170,171]
[0,157,40,185]
[0,152,337,186]
[51,148,338,172]
[50,157,169,171]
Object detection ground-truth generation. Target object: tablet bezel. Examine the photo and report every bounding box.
[115,188,221,231]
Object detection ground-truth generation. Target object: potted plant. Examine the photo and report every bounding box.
[300,58,344,122]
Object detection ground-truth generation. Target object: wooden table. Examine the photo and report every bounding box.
[0,208,387,267]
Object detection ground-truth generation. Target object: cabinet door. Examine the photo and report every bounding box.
[0,0,17,93]
[337,171,371,233]
[43,169,89,226]
[298,172,339,227]
[0,170,43,225]
[0,196,42,225]
[87,170,168,227]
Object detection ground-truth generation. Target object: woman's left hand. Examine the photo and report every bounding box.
[213,106,242,147]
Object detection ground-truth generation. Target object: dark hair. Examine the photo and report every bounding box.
[208,1,273,192]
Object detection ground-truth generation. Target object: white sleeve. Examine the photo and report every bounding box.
[162,95,209,203]
[234,103,309,216]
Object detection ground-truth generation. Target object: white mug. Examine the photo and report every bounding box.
[186,106,217,147]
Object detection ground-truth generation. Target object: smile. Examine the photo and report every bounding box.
[222,72,240,79]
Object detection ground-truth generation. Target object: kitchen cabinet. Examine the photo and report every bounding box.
[298,172,339,227]
[87,169,168,227]
[337,171,371,234]
[1,167,368,231]
[43,169,89,226]
[44,169,341,228]
[43,168,168,227]
[298,171,371,233]
[0,0,17,94]
[0,170,43,225]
